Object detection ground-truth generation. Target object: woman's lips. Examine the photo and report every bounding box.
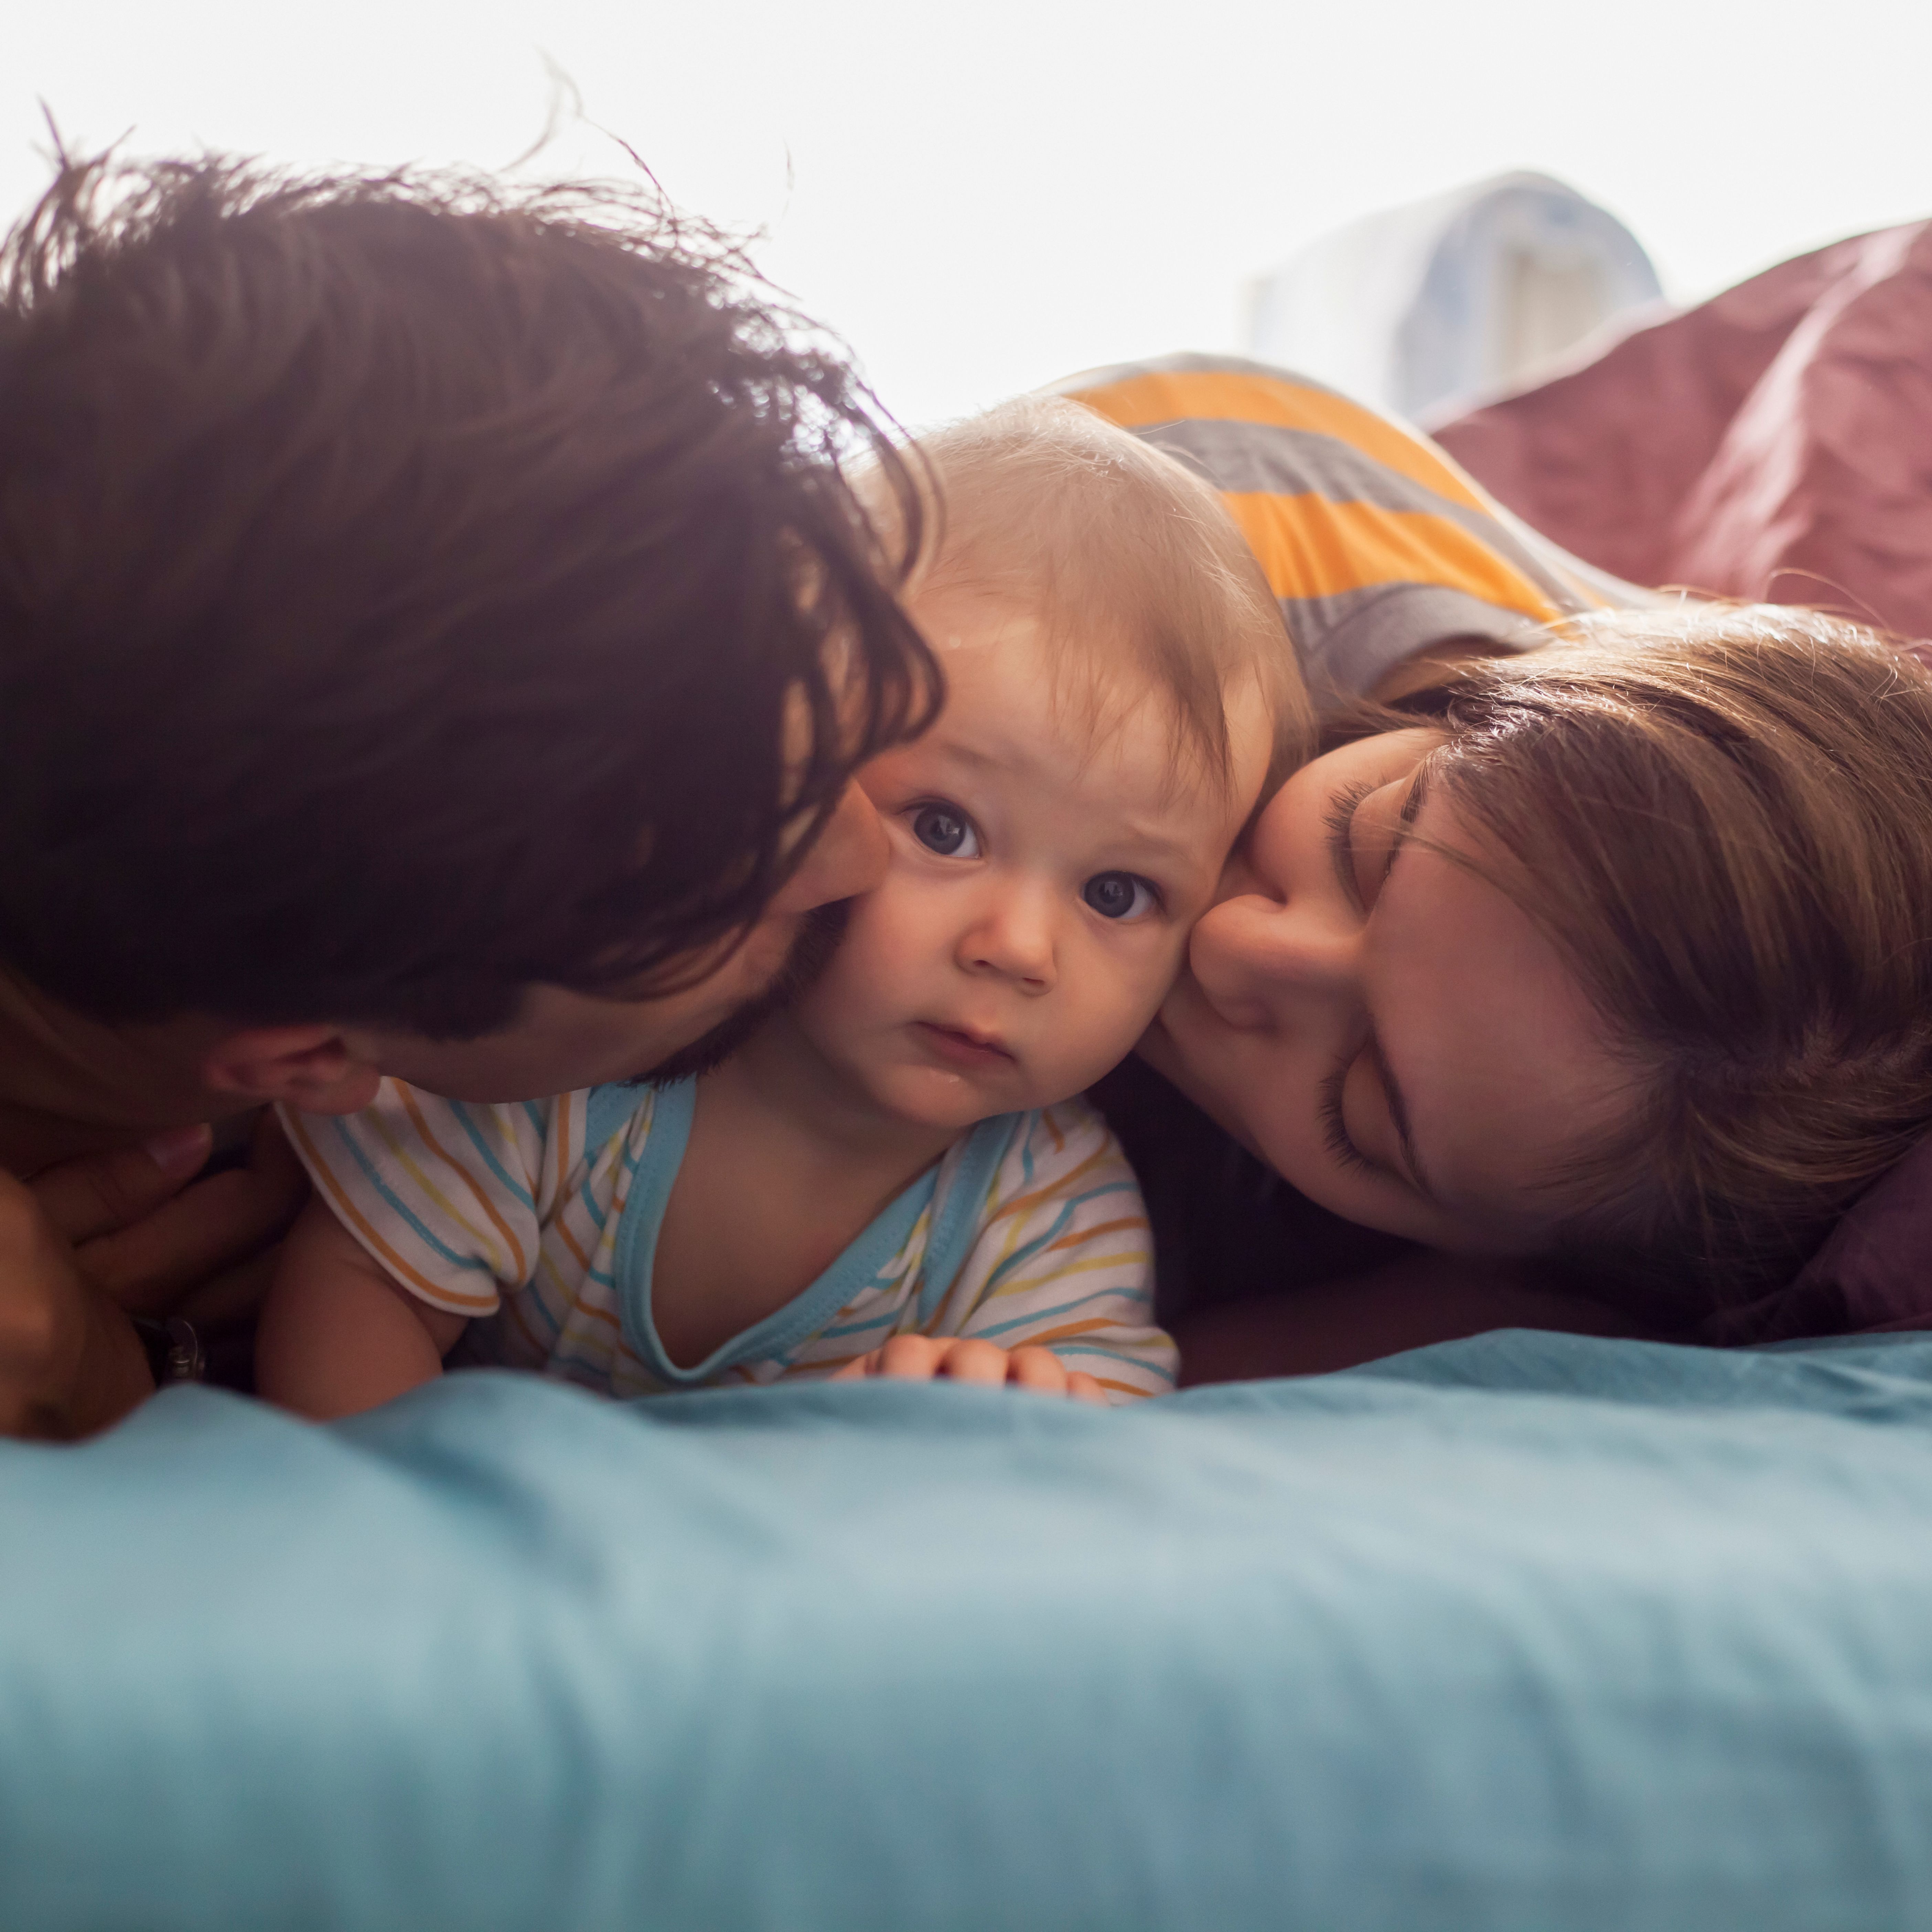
[914,1021,1015,1069]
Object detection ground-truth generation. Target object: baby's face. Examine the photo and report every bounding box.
[788,592,1273,1130]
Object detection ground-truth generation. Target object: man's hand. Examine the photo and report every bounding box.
[40,1114,309,1319]
[0,1169,153,1439]
[0,1116,310,1439]
[833,1334,1108,1404]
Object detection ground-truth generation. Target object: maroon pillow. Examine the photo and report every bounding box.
[1433,220,1932,640]
[1699,1137,1932,1345]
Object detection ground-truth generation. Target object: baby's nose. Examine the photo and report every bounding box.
[960,898,1057,989]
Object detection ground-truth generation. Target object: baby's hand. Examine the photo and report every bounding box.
[833,1335,1107,1404]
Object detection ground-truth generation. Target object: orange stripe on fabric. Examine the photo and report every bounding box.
[1012,1315,1148,1349]
[927,1145,1121,1331]
[983,1145,1113,1232]
[564,1295,623,1332]
[551,1216,593,1276]
[395,1085,531,1282]
[1071,368,1493,512]
[1220,493,1564,624]
[282,1112,500,1312]
[1041,1215,1149,1255]
[981,1251,1152,1307]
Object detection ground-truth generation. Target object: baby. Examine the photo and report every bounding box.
[256,399,1301,1416]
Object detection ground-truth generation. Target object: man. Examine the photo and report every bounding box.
[0,152,938,1436]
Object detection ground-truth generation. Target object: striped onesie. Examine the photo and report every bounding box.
[281,1079,1176,1404]
[1057,354,1652,713]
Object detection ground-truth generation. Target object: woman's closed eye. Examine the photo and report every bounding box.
[911,801,981,859]
[1322,766,1430,913]
[1321,778,1377,912]
[1082,871,1161,921]
[1316,1059,1372,1175]
[1316,1043,1434,1199]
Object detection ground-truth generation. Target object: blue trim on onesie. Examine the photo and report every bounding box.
[608,1085,1030,1383]
[583,1082,649,1157]
[913,1115,1025,1323]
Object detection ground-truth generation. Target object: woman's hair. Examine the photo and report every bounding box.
[0,150,938,1038]
[892,396,1311,795]
[1376,604,1932,1311]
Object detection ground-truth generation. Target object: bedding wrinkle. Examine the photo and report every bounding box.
[14,1334,1932,1930]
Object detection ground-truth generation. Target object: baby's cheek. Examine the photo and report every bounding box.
[1129,923,1196,1013]
[820,881,938,1007]
[1055,948,1184,1088]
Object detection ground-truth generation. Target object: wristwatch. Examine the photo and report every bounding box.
[131,1314,207,1387]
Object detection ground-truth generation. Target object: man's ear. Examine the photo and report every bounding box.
[200,1025,383,1115]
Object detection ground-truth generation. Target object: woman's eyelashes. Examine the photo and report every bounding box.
[1316,1059,1375,1175]
[911,801,980,859]
[1321,779,1377,913]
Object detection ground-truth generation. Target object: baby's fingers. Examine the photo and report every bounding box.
[1005,1346,1071,1394]
[930,1339,1013,1387]
[1007,1348,1109,1404]
[833,1335,951,1383]
[833,1338,1110,1404]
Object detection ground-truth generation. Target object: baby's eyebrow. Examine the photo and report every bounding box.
[1108,818,1208,864]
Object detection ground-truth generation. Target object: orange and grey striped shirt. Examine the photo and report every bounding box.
[281,1080,1175,1404]
[1057,354,1650,711]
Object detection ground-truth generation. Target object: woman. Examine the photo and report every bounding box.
[1122,606,1932,1380]
[1053,354,1932,1382]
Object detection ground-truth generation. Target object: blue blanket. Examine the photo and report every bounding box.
[6,1332,1932,1930]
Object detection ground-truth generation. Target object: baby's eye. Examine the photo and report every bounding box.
[912,803,980,858]
[1082,871,1160,921]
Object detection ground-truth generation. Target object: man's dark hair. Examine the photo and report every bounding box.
[0,150,939,1037]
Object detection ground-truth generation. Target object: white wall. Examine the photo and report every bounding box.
[6,0,1929,430]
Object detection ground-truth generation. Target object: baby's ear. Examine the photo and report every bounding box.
[201,1026,383,1114]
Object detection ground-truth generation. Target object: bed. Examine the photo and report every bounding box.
[8,1333,1932,1930]
[11,231,1932,1931]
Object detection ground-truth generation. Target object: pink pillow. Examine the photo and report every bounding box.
[1433,222,1932,641]
[1700,1136,1932,1344]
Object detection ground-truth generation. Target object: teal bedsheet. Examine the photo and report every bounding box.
[6,1331,1932,1930]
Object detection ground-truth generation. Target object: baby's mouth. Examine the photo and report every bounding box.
[914,1021,1016,1067]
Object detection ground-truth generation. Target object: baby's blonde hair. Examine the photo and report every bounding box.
[895,396,1308,796]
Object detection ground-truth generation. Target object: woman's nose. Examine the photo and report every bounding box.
[958,891,1057,991]
[1187,893,1359,1026]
